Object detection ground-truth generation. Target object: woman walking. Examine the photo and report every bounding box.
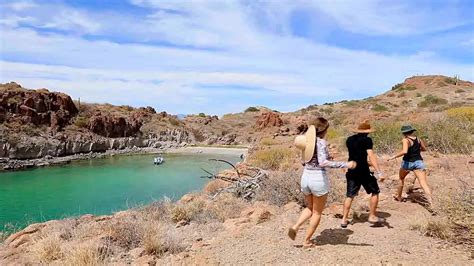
[387,125,432,204]
[288,117,356,248]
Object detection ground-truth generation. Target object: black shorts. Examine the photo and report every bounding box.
[346,170,380,198]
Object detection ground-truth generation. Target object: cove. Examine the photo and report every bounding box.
[0,153,241,228]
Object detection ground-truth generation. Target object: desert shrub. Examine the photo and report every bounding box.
[444,76,459,85]
[392,84,416,92]
[260,137,276,146]
[455,89,465,93]
[398,91,406,98]
[245,107,259,112]
[391,83,403,90]
[74,116,89,128]
[170,199,205,222]
[142,223,185,256]
[198,113,206,117]
[343,100,359,106]
[421,116,472,154]
[416,93,422,97]
[387,93,395,97]
[411,183,473,245]
[446,106,474,122]
[321,107,333,115]
[327,171,347,204]
[257,170,304,206]
[32,234,63,263]
[372,104,388,112]
[190,128,206,142]
[370,122,402,154]
[63,243,104,265]
[107,219,142,249]
[202,193,246,222]
[418,95,448,107]
[248,147,295,170]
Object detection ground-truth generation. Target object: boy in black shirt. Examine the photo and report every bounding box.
[341,121,385,227]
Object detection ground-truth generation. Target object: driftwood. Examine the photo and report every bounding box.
[201,159,267,201]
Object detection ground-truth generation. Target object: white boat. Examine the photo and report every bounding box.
[153,156,165,165]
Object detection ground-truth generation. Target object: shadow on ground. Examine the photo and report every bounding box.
[352,211,394,228]
[312,229,373,247]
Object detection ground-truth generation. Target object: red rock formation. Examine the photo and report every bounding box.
[0,82,78,131]
[88,111,143,138]
[255,112,283,129]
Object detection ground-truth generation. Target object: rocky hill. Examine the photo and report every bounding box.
[0,75,472,169]
[0,75,472,264]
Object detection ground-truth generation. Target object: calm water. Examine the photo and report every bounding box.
[0,153,240,227]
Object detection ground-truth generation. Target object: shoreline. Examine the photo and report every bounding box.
[0,145,249,172]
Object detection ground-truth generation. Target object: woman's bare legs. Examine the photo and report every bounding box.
[303,194,328,247]
[413,169,432,204]
[289,194,313,240]
[395,169,410,201]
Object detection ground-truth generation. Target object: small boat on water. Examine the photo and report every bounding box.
[153,156,165,165]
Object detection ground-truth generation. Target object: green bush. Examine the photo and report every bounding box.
[371,122,402,154]
[74,116,89,128]
[372,104,388,112]
[244,107,259,112]
[444,76,459,85]
[198,113,206,117]
[391,83,403,90]
[371,115,472,154]
[418,95,448,107]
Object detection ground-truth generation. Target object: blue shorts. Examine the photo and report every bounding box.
[401,160,425,171]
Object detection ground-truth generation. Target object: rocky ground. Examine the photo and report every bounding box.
[0,155,472,265]
[0,75,472,264]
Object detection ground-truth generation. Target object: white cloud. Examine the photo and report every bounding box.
[0,0,472,114]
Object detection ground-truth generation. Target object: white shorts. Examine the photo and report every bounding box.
[300,168,329,196]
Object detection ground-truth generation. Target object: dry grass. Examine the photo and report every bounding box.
[202,193,246,222]
[257,169,304,206]
[410,183,473,245]
[248,147,296,171]
[62,243,105,266]
[170,199,206,223]
[142,223,185,256]
[31,234,63,263]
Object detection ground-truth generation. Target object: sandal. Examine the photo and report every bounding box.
[288,228,297,241]
[341,220,351,228]
[368,217,385,224]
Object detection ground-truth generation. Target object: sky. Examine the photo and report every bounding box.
[0,0,473,115]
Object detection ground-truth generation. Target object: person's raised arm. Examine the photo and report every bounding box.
[367,149,384,181]
[388,138,409,161]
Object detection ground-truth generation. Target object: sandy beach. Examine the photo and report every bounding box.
[165,146,248,156]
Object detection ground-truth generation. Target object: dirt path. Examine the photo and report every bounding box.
[164,195,471,265]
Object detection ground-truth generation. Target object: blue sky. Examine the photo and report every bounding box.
[0,0,473,115]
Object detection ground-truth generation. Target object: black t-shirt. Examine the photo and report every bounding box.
[346,134,373,171]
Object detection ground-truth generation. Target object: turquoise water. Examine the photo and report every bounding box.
[0,153,240,227]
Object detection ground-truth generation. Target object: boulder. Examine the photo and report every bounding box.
[255,112,283,129]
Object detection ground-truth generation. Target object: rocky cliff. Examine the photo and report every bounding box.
[0,83,197,166]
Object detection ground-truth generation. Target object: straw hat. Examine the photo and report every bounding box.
[353,120,375,133]
[294,125,316,163]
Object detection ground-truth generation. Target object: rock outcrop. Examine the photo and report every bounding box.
[255,112,283,129]
[0,82,78,131]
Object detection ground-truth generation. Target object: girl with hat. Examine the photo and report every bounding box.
[387,125,432,204]
[289,117,357,248]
